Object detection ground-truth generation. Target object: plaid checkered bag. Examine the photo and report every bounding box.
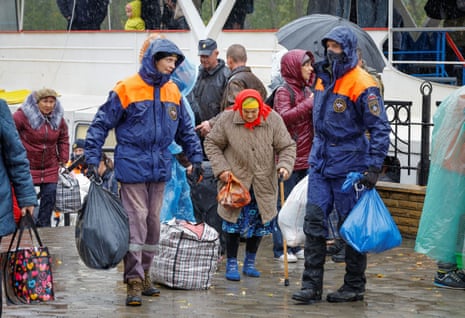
[151,219,219,290]
[55,170,81,212]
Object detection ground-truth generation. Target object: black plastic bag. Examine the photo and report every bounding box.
[75,181,129,269]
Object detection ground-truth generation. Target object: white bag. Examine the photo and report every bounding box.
[278,176,308,247]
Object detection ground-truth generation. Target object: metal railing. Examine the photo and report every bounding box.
[384,81,434,185]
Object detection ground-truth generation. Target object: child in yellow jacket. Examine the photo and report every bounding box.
[125,0,145,31]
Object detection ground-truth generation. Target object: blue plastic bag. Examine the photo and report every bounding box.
[340,188,402,253]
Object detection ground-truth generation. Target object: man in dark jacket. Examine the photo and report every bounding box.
[208,43,267,129]
[190,38,230,137]
[85,38,203,307]
[292,25,390,304]
[141,0,161,30]
[57,0,109,30]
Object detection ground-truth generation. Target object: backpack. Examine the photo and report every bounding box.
[265,82,294,108]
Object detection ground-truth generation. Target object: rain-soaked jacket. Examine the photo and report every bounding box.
[85,39,203,183]
[310,26,390,177]
[274,49,315,172]
[0,99,37,237]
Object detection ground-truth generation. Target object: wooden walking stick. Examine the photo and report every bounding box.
[279,175,289,286]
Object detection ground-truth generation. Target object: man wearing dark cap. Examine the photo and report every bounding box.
[189,38,230,136]
[85,38,203,307]
[187,38,230,259]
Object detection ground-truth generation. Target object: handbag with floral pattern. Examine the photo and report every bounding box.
[1,214,54,304]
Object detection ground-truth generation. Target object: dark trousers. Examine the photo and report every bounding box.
[36,183,57,228]
[301,170,366,292]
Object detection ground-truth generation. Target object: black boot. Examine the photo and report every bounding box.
[292,285,322,304]
[327,244,366,303]
[326,285,364,302]
[292,236,326,304]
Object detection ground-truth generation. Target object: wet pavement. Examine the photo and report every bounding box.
[1,226,464,318]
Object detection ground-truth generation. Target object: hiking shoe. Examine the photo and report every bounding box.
[142,270,160,296]
[295,249,305,260]
[327,286,364,303]
[434,270,465,289]
[292,288,322,304]
[126,278,143,306]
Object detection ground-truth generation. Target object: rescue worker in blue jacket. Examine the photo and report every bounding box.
[85,38,203,307]
[292,26,391,304]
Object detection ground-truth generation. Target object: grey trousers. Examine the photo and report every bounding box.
[120,182,165,282]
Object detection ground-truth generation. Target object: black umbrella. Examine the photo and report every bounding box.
[276,14,386,73]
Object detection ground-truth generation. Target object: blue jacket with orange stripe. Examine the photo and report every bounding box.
[85,39,203,183]
[310,26,391,178]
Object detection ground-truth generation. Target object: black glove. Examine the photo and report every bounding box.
[360,166,380,189]
[188,162,204,184]
[86,164,101,183]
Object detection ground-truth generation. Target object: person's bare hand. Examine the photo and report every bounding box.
[278,168,290,181]
[219,170,231,183]
[195,121,212,137]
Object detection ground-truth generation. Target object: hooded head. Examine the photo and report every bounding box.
[321,26,358,77]
[139,38,185,86]
[127,0,142,18]
[280,49,315,87]
[138,33,166,63]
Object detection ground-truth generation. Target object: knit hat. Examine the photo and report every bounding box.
[72,139,86,150]
[35,88,58,101]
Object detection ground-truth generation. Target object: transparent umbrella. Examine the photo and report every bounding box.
[276,14,386,73]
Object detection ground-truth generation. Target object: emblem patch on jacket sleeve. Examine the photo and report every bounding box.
[168,106,178,120]
[367,94,381,116]
[333,98,347,113]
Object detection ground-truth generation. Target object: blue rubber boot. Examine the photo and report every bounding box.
[225,258,241,281]
[243,252,261,277]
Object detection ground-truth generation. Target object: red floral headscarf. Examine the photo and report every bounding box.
[232,89,272,130]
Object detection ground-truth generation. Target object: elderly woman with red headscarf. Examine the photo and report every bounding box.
[204,88,296,282]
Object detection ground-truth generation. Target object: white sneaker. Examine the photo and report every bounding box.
[275,253,298,263]
[295,249,305,260]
